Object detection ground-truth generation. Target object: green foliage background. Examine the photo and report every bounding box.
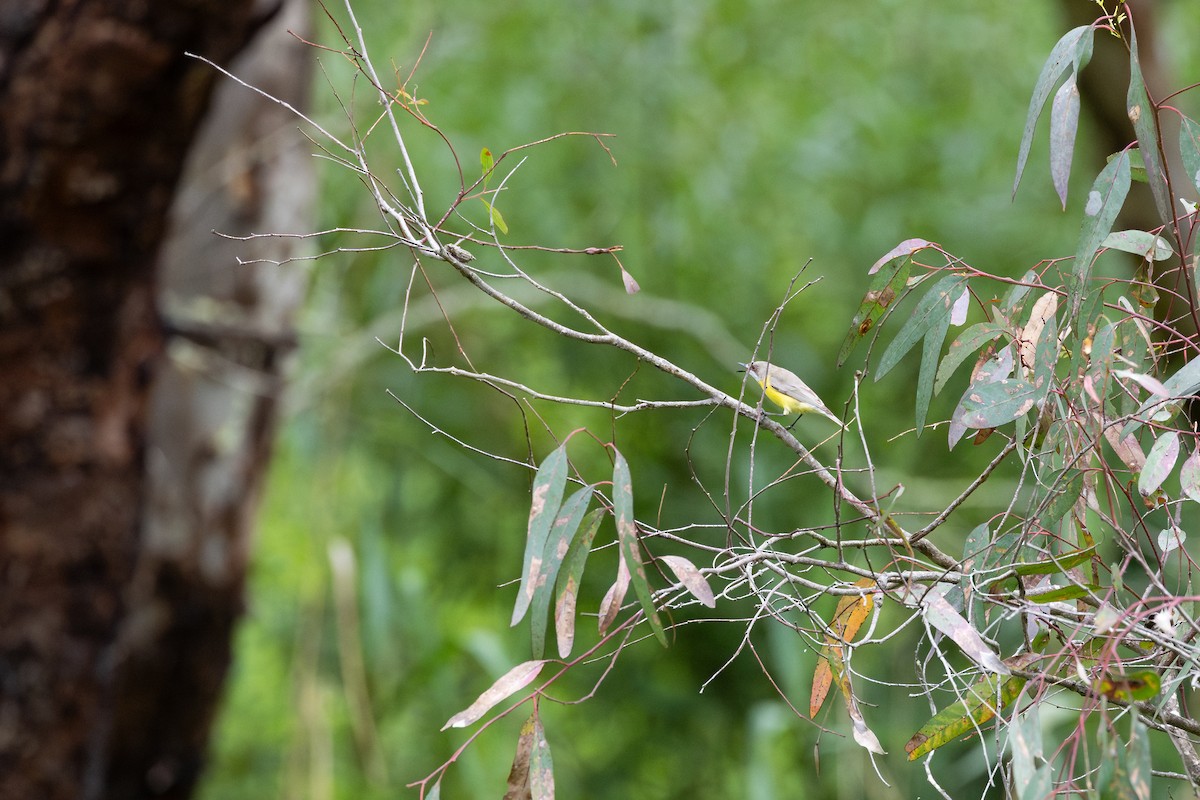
[198,2,1198,799]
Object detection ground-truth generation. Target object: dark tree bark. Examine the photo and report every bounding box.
[0,2,311,798]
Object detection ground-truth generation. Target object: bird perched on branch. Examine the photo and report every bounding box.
[739,360,843,428]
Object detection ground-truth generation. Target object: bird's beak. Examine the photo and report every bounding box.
[736,362,748,372]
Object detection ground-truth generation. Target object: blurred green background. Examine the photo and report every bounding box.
[197,2,1199,799]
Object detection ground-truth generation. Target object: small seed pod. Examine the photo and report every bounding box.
[443,243,475,263]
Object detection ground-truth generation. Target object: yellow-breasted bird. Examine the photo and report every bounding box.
[739,360,843,428]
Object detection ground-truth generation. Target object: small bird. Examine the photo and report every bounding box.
[739,360,843,428]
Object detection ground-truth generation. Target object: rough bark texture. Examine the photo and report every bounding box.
[0,1,310,798]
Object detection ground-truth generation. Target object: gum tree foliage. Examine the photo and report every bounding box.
[222,2,1200,798]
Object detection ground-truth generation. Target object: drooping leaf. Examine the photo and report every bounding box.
[512,445,569,626]
[1013,25,1094,197]
[1104,423,1147,474]
[529,714,555,800]
[1128,715,1153,800]
[1010,709,1051,800]
[443,660,546,730]
[1071,150,1131,315]
[597,555,630,636]
[1127,28,1172,224]
[659,555,716,608]
[503,715,535,800]
[1138,430,1180,498]
[1181,449,1200,504]
[1050,76,1081,208]
[915,285,957,434]
[1180,116,1200,195]
[618,263,640,295]
[921,587,1009,675]
[846,694,887,755]
[530,486,593,658]
[613,450,667,646]
[554,508,605,657]
[838,252,913,367]
[811,579,877,717]
[1102,230,1174,262]
[876,274,968,381]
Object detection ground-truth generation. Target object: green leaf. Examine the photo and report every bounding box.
[481,147,495,187]
[481,197,510,235]
[612,449,667,646]
[1095,671,1161,703]
[1042,469,1084,528]
[1013,545,1096,576]
[512,445,568,626]
[1128,28,1173,224]
[529,714,555,800]
[1102,230,1174,262]
[876,274,968,381]
[1025,584,1098,603]
[944,522,991,613]
[1050,76,1081,208]
[530,486,593,658]
[915,287,957,434]
[1071,151,1131,315]
[1013,26,1094,197]
[934,321,1006,396]
[1109,147,1148,183]
[1180,116,1200,195]
[837,252,913,367]
[1181,449,1200,504]
[1010,709,1051,800]
[905,656,1032,760]
[554,508,605,657]
[949,378,1038,448]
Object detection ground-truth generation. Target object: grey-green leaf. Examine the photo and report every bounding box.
[530,486,593,658]
[512,445,568,626]
[876,275,968,381]
[613,449,667,646]
[1013,26,1094,197]
[1050,76,1081,209]
[1070,150,1130,315]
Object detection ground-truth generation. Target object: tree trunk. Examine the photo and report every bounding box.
[0,2,311,798]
